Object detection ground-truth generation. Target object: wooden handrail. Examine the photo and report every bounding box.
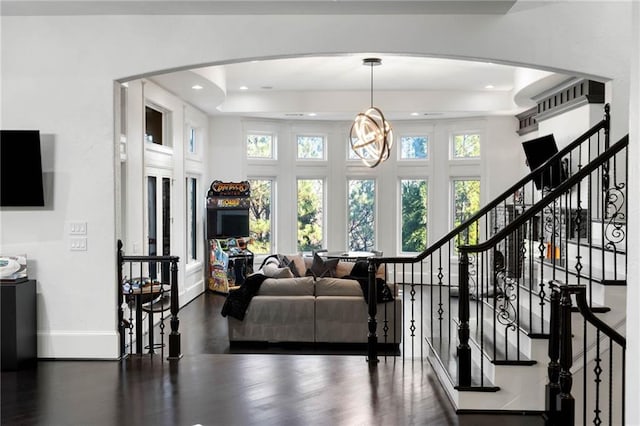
[459,135,628,254]
[369,107,610,265]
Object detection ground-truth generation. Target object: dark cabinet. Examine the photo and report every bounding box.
[1,279,37,370]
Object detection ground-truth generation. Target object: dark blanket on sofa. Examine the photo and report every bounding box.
[344,260,394,304]
[220,273,269,320]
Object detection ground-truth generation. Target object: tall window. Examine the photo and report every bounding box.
[297,135,325,160]
[186,177,197,261]
[297,179,324,252]
[401,179,428,252]
[452,133,480,159]
[347,179,375,251]
[453,179,481,246]
[248,179,273,254]
[400,136,428,160]
[247,133,274,159]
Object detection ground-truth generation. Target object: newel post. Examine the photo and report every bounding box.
[367,259,378,365]
[168,257,182,360]
[545,285,561,425]
[457,251,472,387]
[557,285,575,425]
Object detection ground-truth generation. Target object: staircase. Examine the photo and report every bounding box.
[366,105,627,423]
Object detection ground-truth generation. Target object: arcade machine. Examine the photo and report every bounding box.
[206,180,254,293]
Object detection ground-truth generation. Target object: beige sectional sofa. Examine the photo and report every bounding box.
[227,271,402,346]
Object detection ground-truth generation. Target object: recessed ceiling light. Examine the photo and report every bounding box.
[485,84,495,89]
[192,84,203,90]
[308,113,317,117]
[410,112,420,116]
[239,86,249,91]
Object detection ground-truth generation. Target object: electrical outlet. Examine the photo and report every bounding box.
[70,237,88,251]
[69,222,87,235]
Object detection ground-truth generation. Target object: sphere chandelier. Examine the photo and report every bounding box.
[349,58,394,168]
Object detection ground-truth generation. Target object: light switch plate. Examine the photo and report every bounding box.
[70,237,88,251]
[68,222,87,235]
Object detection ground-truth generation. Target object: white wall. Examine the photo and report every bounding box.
[626,2,640,421]
[0,9,635,419]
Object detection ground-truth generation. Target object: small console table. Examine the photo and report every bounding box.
[1,279,37,370]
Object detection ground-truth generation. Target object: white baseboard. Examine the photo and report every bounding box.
[37,330,120,359]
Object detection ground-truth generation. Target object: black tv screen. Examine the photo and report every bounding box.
[0,130,45,207]
[522,134,566,190]
[207,208,250,239]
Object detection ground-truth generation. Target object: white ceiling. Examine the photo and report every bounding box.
[2,1,521,16]
[4,0,570,122]
[149,53,571,121]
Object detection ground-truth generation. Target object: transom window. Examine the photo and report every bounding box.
[247,133,274,159]
[297,135,325,160]
[400,136,429,160]
[145,105,171,147]
[452,133,480,159]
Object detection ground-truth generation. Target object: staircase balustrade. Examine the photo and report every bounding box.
[117,240,182,360]
[366,104,627,421]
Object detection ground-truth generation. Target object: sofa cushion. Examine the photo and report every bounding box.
[257,276,315,296]
[315,277,363,297]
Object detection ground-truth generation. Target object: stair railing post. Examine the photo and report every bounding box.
[457,250,472,387]
[557,284,575,425]
[168,257,182,360]
[367,259,379,365]
[545,284,561,425]
[117,240,126,359]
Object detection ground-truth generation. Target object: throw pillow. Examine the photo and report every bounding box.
[305,252,339,278]
[282,256,301,277]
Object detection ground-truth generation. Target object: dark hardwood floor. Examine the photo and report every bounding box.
[1,292,543,425]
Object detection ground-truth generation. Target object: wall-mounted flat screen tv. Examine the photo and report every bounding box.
[0,130,45,207]
[207,208,250,239]
[522,134,566,190]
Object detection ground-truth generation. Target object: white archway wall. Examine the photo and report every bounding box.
[0,4,635,409]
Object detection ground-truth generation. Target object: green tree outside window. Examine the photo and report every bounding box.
[348,179,375,251]
[248,179,272,254]
[297,179,323,251]
[247,134,273,159]
[400,136,428,160]
[297,135,324,160]
[453,179,481,246]
[453,134,480,158]
[401,179,428,252]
